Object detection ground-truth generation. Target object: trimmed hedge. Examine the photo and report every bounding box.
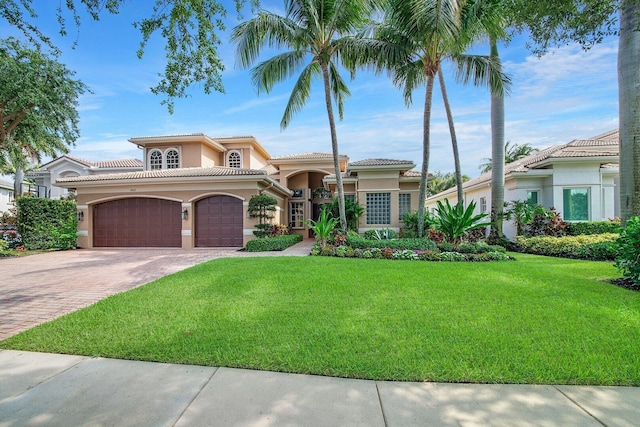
[245,234,303,252]
[312,245,513,262]
[16,198,77,250]
[566,221,621,236]
[515,233,619,260]
[346,234,438,251]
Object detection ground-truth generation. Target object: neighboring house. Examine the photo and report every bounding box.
[27,155,144,199]
[54,134,422,248]
[425,129,620,240]
[0,178,14,213]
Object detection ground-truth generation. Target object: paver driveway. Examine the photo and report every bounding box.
[0,244,312,341]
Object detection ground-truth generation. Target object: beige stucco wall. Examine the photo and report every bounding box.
[74,179,287,249]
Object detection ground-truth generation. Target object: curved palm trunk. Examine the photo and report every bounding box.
[418,74,436,238]
[619,0,640,226]
[489,36,505,240]
[321,63,348,231]
[14,168,24,197]
[437,66,463,206]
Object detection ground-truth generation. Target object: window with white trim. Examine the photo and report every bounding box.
[8,190,14,202]
[149,150,162,170]
[228,151,241,168]
[366,193,390,225]
[399,193,411,220]
[165,149,180,169]
[563,188,589,221]
[479,197,487,213]
[289,201,305,229]
[527,190,539,204]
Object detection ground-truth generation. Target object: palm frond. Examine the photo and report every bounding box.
[452,53,511,96]
[281,61,322,129]
[251,50,309,94]
[328,61,350,120]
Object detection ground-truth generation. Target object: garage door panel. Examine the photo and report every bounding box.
[195,196,243,247]
[93,198,181,247]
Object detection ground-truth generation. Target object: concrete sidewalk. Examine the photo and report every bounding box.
[1,350,638,426]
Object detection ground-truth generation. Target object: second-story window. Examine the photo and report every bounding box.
[166,149,180,169]
[149,150,163,170]
[228,151,241,168]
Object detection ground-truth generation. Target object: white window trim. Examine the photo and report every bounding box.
[148,149,163,170]
[562,187,590,222]
[165,147,181,169]
[227,150,242,168]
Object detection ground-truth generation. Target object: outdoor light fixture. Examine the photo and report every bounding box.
[77,210,84,221]
[182,209,188,220]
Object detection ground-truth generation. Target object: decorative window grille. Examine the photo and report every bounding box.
[149,150,162,170]
[165,149,180,169]
[289,202,305,229]
[228,151,242,168]
[479,197,487,213]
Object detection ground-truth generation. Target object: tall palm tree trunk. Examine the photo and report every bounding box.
[14,168,24,196]
[418,74,436,238]
[321,63,348,231]
[437,66,464,206]
[489,36,505,240]
[619,0,640,226]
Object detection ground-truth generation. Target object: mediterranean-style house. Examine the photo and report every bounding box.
[51,134,422,248]
[425,129,620,240]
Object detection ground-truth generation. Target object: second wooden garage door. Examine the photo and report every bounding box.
[93,198,181,247]
[195,196,244,247]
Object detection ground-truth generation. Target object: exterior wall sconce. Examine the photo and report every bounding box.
[77,210,84,221]
[182,209,188,220]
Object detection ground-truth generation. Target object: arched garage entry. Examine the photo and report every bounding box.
[195,195,243,247]
[93,198,181,247]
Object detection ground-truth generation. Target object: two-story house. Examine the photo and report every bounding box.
[54,134,422,248]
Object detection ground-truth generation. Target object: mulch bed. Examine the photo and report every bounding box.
[610,278,640,292]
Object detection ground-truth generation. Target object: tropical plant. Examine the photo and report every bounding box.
[247,194,278,238]
[378,0,508,236]
[433,199,492,243]
[479,141,540,173]
[427,171,470,196]
[232,0,383,232]
[503,200,545,236]
[306,209,339,247]
[402,210,435,236]
[323,197,364,231]
[615,216,640,285]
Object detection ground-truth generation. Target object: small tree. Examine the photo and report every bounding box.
[248,194,277,238]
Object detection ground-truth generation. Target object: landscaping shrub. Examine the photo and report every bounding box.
[346,236,438,251]
[16,198,77,250]
[524,207,567,237]
[1,229,22,249]
[433,199,491,243]
[615,216,640,284]
[245,234,302,252]
[566,221,621,236]
[516,233,618,260]
[0,239,7,251]
[456,241,506,254]
[247,194,277,238]
[364,228,397,240]
[401,211,434,237]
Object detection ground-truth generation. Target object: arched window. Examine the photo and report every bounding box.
[166,148,180,169]
[149,150,163,170]
[228,151,241,168]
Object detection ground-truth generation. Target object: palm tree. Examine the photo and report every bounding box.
[0,136,40,196]
[427,170,470,196]
[479,141,539,173]
[488,35,506,240]
[232,0,382,231]
[379,0,508,237]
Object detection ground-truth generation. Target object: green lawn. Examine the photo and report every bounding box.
[2,254,639,385]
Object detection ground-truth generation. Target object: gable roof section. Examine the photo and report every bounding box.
[427,129,620,200]
[33,155,143,173]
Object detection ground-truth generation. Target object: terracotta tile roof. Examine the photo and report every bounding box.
[428,129,620,199]
[401,170,423,177]
[350,158,414,166]
[56,167,267,183]
[260,164,279,175]
[64,155,94,167]
[270,153,336,160]
[93,159,144,168]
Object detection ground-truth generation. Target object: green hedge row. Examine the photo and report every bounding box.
[16,198,77,250]
[245,234,303,252]
[565,221,620,236]
[515,233,619,260]
[346,234,438,251]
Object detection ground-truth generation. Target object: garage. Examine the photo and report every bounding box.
[93,198,182,247]
[195,195,244,247]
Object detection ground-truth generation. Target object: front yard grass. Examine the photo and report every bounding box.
[2,254,639,385]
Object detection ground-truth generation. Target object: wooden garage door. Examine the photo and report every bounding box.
[195,196,243,247]
[93,198,181,247]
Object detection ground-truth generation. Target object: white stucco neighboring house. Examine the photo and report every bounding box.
[27,155,144,199]
[0,178,14,213]
[425,129,620,240]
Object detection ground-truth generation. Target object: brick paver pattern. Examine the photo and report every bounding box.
[0,241,314,341]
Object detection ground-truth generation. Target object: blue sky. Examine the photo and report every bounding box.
[1,1,619,179]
